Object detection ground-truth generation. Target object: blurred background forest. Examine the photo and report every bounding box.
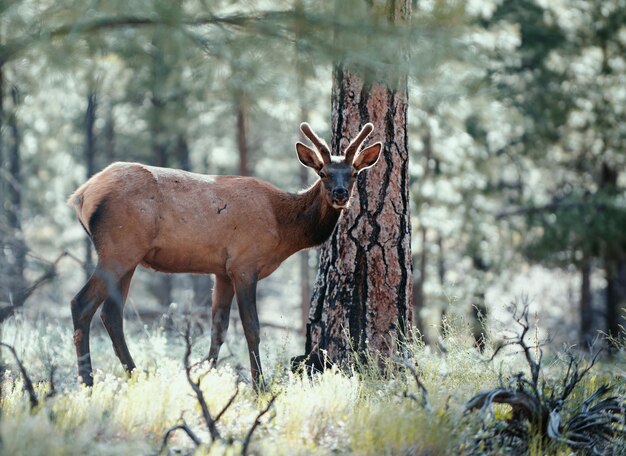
[0,0,625,353]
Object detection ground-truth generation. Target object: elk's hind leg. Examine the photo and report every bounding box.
[71,267,115,386]
[208,274,235,364]
[100,268,136,375]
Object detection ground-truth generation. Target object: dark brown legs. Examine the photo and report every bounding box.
[208,275,235,363]
[233,272,263,389]
[100,268,136,374]
[71,266,135,386]
[208,271,264,389]
[74,265,263,389]
[71,269,108,386]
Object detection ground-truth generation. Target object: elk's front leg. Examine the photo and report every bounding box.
[208,274,235,364]
[232,271,263,389]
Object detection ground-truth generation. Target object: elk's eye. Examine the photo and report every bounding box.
[319,171,327,178]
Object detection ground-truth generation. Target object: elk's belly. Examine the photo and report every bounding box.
[140,245,228,275]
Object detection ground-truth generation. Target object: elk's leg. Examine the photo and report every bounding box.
[71,268,111,386]
[233,272,263,389]
[208,274,235,364]
[100,268,136,375]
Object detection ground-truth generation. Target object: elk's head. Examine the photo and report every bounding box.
[296,122,382,209]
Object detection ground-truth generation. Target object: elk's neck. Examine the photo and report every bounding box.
[276,180,342,253]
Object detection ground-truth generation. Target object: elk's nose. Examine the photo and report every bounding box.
[332,188,349,201]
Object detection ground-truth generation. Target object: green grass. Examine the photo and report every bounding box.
[0,316,624,455]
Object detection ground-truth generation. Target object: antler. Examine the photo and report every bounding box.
[344,123,374,163]
[300,122,331,164]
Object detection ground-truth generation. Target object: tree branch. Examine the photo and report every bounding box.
[241,394,277,456]
[0,342,38,410]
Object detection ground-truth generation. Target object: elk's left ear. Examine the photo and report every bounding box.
[296,142,324,171]
[352,143,382,171]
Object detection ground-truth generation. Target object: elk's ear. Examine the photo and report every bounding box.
[296,142,324,171]
[353,143,382,171]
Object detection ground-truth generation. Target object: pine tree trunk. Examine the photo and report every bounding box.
[580,256,593,346]
[413,127,432,337]
[606,258,626,343]
[0,64,6,294]
[83,91,96,279]
[236,98,249,177]
[7,85,26,298]
[103,103,115,163]
[149,39,173,309]
[306,63,413,362]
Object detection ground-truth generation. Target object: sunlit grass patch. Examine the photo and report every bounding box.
[265,368,360,453]
[0,313,624,455]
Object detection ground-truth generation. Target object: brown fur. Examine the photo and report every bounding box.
[68,162,340,279]
[68,123,381,388]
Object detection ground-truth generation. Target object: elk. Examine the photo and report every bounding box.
[68,122,381,388]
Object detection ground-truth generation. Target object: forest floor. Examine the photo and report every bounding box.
[0,311,624,455]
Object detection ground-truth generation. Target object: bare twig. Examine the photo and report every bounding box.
[1,251,79,319]
[45,365,57,400]
[215,385,240,423]
[241,395,278,456]
[0,342,38,410]
[399,361,431,411]
[182,320,221,442]
[159,420,202,455]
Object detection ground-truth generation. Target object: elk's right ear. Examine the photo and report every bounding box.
[296,142,324,171]
[352,142,382,171]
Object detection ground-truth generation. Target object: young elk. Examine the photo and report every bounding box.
[68,123,381,388]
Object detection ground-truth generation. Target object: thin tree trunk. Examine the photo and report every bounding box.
[413,126,432,337]
[413,229,427,336]
[470,254,489,352]
[177,133,214,310]
[0,64,6,291]
[438,234,449,339]
[606,258,626,343]
[103,103,115,163]
[600,162,625,344]
[306,2,413,362]
[580,255,593,347]
[83,91,96,278]
[149,39,173,309]
[177,134,191,172]
[6,85,26,297]
[236,97,249,177]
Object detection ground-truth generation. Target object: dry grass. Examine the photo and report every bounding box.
[0,313,624,455]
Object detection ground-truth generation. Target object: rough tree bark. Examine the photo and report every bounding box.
[306,1,413,363]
